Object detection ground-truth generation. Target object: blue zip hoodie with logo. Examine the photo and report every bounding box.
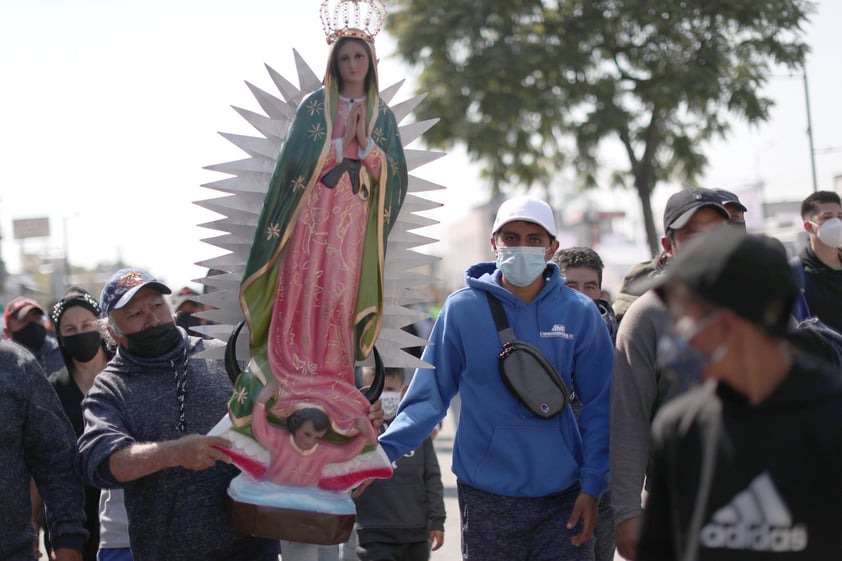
[380,262,612,499]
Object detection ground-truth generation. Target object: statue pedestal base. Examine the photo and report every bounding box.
[228,498,355,545]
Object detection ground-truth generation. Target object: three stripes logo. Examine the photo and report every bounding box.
[700,471,808,552]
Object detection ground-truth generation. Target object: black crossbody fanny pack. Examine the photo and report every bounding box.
[486,293,570,419]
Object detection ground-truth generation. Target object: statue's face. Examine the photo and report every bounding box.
[336,40,369,90]
[292,420,328,451]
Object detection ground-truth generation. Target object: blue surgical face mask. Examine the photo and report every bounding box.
[657,313,726,392]
[496,246,549,287]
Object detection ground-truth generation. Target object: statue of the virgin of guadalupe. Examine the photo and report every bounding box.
[215,0,404,544]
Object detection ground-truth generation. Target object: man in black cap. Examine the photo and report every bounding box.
[714,188,748,227]
[610,188,730,560]
[612,188,744,322]
[636,229,842,559]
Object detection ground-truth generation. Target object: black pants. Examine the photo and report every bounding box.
[356,541,430,561]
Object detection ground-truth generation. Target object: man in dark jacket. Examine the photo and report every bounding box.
[795,190,842,332]
[637,229,842,560]
[553,246,618,344]
[610,188,730,559]
[0,338,86,561]
[553,246,617,561]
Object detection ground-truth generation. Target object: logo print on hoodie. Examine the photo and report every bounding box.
[700,472,807,552]
[540,324,574,340]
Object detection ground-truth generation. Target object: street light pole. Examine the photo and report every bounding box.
[803,68,818,193]
[63,215,70,279]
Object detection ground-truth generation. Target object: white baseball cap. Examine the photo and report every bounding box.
[491,196,557,237]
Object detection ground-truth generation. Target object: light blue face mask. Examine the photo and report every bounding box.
[496,246,549,287]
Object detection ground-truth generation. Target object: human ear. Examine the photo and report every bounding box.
[661,236,673,256]
[546,240,560,259]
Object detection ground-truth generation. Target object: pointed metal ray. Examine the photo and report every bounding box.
[199,214,259,234]
[194,194,266,216]
[399,118,439,145]
[195,308,248,327]
[394,291,436,308]
[401,193,443,213]
[194,270,242,286]
[218,132,281,160]
[194,275,242,294]
[405,149,446,171]
[193,289,242,312]
[374,327,431,349]
[379,307,433,329]
[393,212,438,229]
[293,49,322,93]
[198,236,254,255]
[390,93,428,123]
[379,80,405,105]
[265,63,304,105]
[386,250,440,270]
[245,81,290,119]
[200,174,273,195]
[386,229,438,247]
[198,219,259,239]
[195,253,247,272]
[407,175,447,193]
[204,156,277,177]
[231,106,289,140]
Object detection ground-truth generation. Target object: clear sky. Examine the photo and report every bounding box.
[1,0,840,291]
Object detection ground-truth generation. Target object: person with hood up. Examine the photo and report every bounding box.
[376,196,613,561]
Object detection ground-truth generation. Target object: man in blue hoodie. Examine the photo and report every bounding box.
[378,196,613,561]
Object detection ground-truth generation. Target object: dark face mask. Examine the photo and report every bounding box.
[124,322,182,358]
[62,331,102,363]
[176,314,202,331]
[12,322,47,352]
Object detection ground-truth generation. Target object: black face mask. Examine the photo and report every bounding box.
[12,322,47,352]
[124,322,182,358]
[62,331,102,363]
[176,314,202,330]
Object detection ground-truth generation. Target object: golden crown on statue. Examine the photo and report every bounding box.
[320,0,386,44]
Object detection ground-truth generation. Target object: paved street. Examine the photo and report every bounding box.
[430,414,461,560]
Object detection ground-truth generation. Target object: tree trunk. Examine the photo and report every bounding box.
[635,177,659,258]
[632,135,660,258]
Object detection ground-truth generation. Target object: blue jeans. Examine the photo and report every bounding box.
[98,548,133,561]
[458,482,594,561]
